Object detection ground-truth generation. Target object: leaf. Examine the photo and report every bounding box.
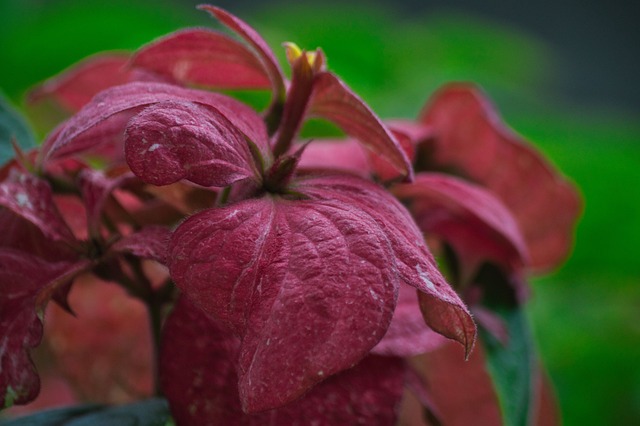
[0,250,90,409]
[296,173,476,357]
[44,275,154,405]
[419,84,581,271]
[110,225,171,264]
[0,209,77,268]
[418,341,503,426]
[297,138,370,177]
[308,73,413,179]
[469,261,538,426]
[394,173,529,286]
[0,92,36,166]
[131,28,272,90]
[199,6,285,98]
[64,398,169,426]
[40,82,270,165]
[124,101,261,187]
[480,305,537,426]
[161,296,406,425]
[0,171,76,243]
[0,403,104,426]
[169,193,398,412]
[27,53,134,114]
[77,169,136,237]
[372,284,447,357]
[4,399,169,426]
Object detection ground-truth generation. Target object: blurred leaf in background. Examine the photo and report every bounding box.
[1,0,638,424]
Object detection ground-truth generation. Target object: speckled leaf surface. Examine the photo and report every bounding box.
[170,191,397,412]
[295,173,476,357]
[125,101,260,187]
[0,250,89,408]
[161,296,406,425]
[0,171,75,243]
[41,82,270,164]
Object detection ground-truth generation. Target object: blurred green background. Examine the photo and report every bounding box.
[1,0,639,424]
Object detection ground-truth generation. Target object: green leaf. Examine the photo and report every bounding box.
[481,306,536,426]
[0,399,171,426]
[0,92,36,165]
[472,262,537,426]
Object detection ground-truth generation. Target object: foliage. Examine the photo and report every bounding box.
[0,4,583,425]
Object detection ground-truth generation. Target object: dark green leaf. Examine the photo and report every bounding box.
[472,262,537,426]
[0,399,171,426]
[65,398,170,426]
[481,306,536,426]
[0,92,36,165]
[0,404,103,426]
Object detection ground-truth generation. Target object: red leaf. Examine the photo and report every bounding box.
[131,29,272,90]
[368,129,417,182]
[27,53,158,114]
[0,208,76,263]
[111,225,171,264]
[44,275,154,403]
[77,169,136,237]
[534,368,561,426]
[297,139,370,177]
[0,171,76,244]
[308,73,413,179]
[372,284,447,357]
[124,101,261,187]
[170,194,398,412]
[199,6,285,98]
[0,250,89,408]
[296,173,476,357]
[161,296,406,425]
[40,82,270,164]
[394,173,529,284]
[416,341,503,426]
[419,84,581,271]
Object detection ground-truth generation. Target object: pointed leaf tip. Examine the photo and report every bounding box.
[198,5,285,97]
[308,73,414,180]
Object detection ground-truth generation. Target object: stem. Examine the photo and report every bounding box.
[272,55,315,158]
[147,296,163,397]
